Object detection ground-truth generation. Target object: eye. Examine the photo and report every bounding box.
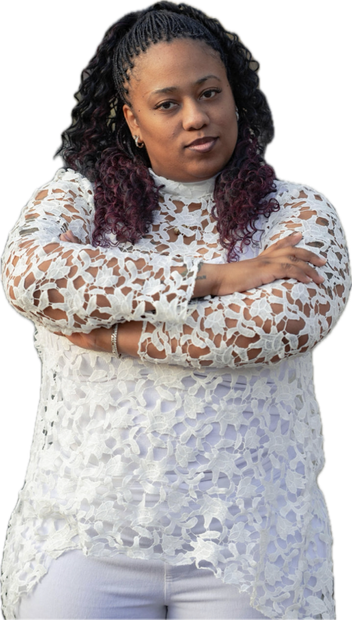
[154,89,221,111]
[200,88,221,100]
[155,100,177,111]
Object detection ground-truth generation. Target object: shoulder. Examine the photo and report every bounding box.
[260,179,349,254]
[27,167,95,215]
[274,178,335,209]
[267,178,344,231]
[41,168,94,196]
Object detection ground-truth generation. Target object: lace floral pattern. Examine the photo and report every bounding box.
[139,180,349,369]
[1,169,201,334]
[1,169,350,619]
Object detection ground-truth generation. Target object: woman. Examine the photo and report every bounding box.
[1,2,350,619]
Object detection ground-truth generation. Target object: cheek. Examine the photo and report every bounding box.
[217,100,237,131]
[221,120,238,162]
[145,125,178,154]
[222,113,238,146]
[143,115,171,139]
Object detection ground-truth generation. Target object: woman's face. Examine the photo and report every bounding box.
[123,38,238,182]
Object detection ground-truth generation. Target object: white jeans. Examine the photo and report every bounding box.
[17,550,268,619]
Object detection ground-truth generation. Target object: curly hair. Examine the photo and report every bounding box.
[56,1,280,260]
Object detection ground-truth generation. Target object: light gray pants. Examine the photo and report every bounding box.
[18,550,268,619]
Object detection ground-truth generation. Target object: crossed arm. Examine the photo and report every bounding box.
[2,169,350,367]
[2,169,203,333]
[67,230,328,365]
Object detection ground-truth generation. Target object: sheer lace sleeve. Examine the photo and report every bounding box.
[138,183,351,368]
[1,169,201,334]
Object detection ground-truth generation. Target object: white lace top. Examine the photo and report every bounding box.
[1,168,350,619]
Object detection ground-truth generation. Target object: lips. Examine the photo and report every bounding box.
[187,137,216,147]
[186,137,218,153]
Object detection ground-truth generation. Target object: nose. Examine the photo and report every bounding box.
[182,99,209,131]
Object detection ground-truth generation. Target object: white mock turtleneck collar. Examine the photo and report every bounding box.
[149,169,217,201]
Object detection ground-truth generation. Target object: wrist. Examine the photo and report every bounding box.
[116,321,143,357]
[111,324,120,356]
[192,263,218,298]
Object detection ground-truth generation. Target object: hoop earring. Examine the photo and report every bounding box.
[134,135,145,149]
[235,108,240,121]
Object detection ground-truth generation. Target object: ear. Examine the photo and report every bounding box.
[123,104,142,140]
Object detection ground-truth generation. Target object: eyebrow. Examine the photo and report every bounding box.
[150,74,221,96]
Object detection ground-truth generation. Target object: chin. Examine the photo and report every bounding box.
[152,157,228,183]
[185,162,226,181]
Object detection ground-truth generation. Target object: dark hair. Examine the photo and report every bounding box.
[56,1,279,260]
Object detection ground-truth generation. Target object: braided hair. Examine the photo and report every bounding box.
[56,2,279,259]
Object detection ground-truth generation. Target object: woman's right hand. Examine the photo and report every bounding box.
[193,232,327,298]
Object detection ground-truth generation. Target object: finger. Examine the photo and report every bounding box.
[263,239,327,267]
[280,261,325,284]
[288,248,327,267]
[60,232,72,242]
[282,231,303,244]
[263,232,303,254]
[300,253,326,267]
[280,249,326,282]
[60,230,81,243]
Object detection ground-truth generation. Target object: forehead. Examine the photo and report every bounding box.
[129,38,226,87]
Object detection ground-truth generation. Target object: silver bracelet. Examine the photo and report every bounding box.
[111,323,120,357]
